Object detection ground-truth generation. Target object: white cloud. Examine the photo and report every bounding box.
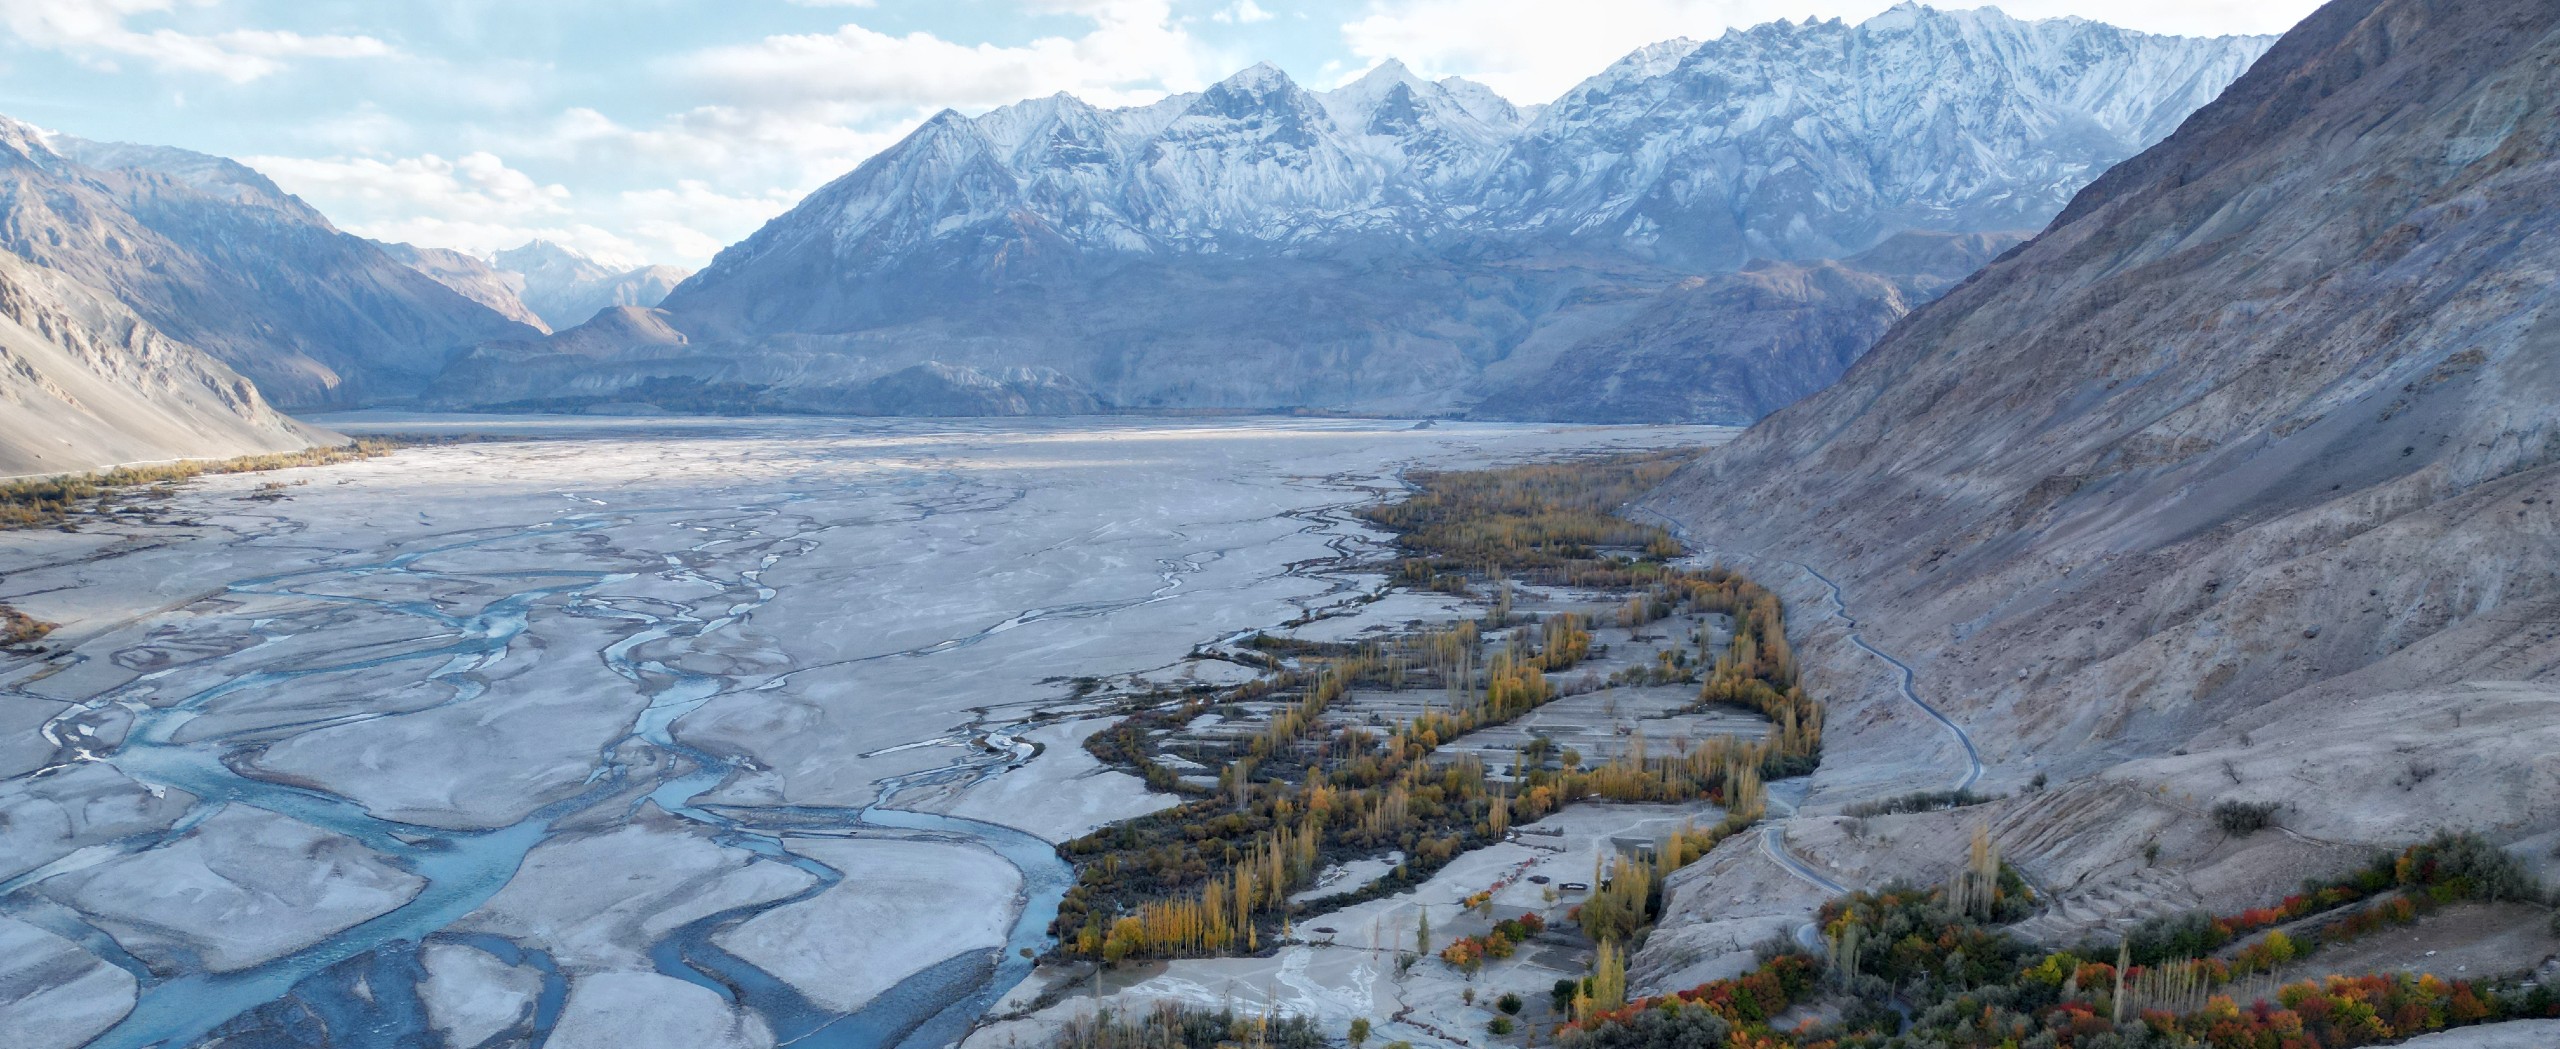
[246,150,599,254]
[0,0,391,82]
[677,0,1209,116]
[1342,0,2322,105]
[249,151,566,222]
[527,104,914,190]
[246,146,814,268]
[617,180,806,265]
[1214,1,1275,24]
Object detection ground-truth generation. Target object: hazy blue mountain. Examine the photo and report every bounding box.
[490,241,691,332]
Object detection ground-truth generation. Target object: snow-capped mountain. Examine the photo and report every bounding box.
[487,241,690,332]
[376,242,551,331]
[496,5,2274,420]
[1479,5,2273,263]
[679,4,2263,309]
[674,58,1529,334]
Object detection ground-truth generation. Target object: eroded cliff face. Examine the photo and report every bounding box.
[1635,0,2560,991]
[0,248,321,476]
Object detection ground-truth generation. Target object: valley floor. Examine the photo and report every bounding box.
[0,414,1731,1049]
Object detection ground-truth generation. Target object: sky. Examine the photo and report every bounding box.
[0,0,2327,270]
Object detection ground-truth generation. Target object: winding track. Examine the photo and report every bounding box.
[1788,563,1985,793]
[1625,505,1987,906]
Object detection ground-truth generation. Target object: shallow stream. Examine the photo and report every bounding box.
[24,501,1076,1049]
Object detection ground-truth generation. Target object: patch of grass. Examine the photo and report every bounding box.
[1,606,54,648]
[1840,788,1998,819]
[0,438,431,530]
[1362,450,1697,587]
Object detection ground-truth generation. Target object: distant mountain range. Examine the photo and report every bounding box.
[0,111,695,472]
[440,4,2270,420]
[0,4,2279,472]
[486,242,691,333]
[376,240,692,336]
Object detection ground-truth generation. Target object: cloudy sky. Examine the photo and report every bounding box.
[0,0,2326,269]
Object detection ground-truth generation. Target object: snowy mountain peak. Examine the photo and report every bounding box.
[1339,59,1422,93]
[495,240,617,283]
[1492,4,2277,264]
[1213,61,1301,97]
[1321,60,1437,120]
[1610,37,1705,79]
[1362,57,1415,78]
[480,239,687,330]
[680,9,2273,319]
[1434,76,1523,127]
[0,115,54,165]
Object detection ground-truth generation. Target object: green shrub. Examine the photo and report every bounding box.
[2213,799,2281,836]
[1556,1002,1733,1049]
[1842,788,1997,818]
[1050,1004,1325,1049]
[2400,830,2537,902]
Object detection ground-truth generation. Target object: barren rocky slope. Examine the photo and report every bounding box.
[0,247,321,477]
[377,243,552,332]
[1470,232,2024,423]
[0,122,329,474]
[2,128,537,408]
[1635,0,2560,985]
